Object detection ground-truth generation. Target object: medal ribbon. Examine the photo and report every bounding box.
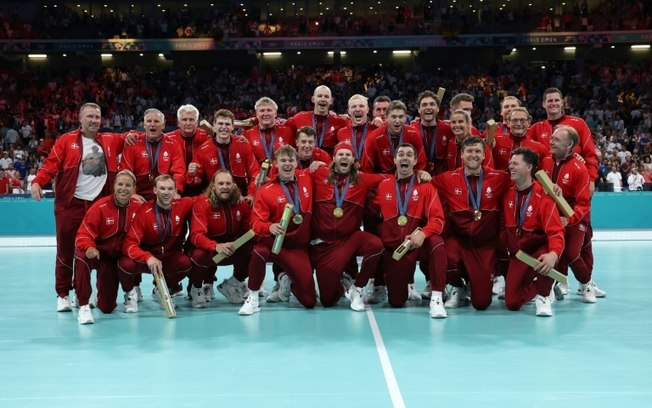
[154,204,172,244]
[280,179,302,216]
[333,175,351,210]
[258,128,276,159]
[395,175,415,218]
[464,170,484,212]
[312,114,329,148]
[217,142,230,170]
[421,124,438,161]
[516,188,533,230]
[146,138,163,174]
[350,124,368,159]
[386,128,403,157]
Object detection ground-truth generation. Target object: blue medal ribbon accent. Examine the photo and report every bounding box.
[421,124,438,161]
[464,170,484,211]
[258,128,276,159]
[280,179,302,216]
[395,174,416,218]
[516,188,534,229]
[217,142,229,170]
[145,138,163,174]
[386,128,403,157]
[333,175,351,209]
[350,124,368,159]
[154,204,171,244]
[312,114,329,148]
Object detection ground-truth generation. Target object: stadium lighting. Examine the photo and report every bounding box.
[511,48,517,52]
[564,46,576,51]
[100,53,113,58]
[263,52,282,56]
[28,54,47,59]
[327,51,347,56]
[392,50,412,55]
[631,45,650,50]
[158,53,165,57]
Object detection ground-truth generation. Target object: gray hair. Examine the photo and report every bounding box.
[177,104,199,120]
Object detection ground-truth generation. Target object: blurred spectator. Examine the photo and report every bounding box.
[606,164,623,192]
[627,164,645,191]
[0,170,9,194]
[0,151,12,169]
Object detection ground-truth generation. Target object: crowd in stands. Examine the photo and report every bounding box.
[0,57,651,193]
[0,1,649,40]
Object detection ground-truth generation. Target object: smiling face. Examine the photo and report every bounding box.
[311,86,333,115]
[256,103,277,129]
[213,171,235,202]
[394,146,417,178]
[418,96,439,126]
[500,97,520,123]
[296,132,315,160]
[113,174,136,206]
[461,142,485,174]
[508,110,529,138]
[543,91,563,119]
[549,128,573,159]
[450,112,470,141]
[387,108,406,135]
[144,111,165,141]
[508,153,532,186]
[79,106,101,136]
[275,152,298,181]
[154,177,176,209]
[213,115,234,144]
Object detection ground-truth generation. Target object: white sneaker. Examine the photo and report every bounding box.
[444,286,469,308]
[57,296,72,312]
[581,283,597,304]
[202,283,215,300]
[77,304,95,325]
[364,278,375,298]
[407,283,422,301]
[558,281,569,296]
[367,286,387,304]
[576,281,606,298]
[234,280,249,299]
[217,278,245,304]
[266,282,281,302]
[341,273,354,293]
[421,281,432,299]
[553,283,565,301]
[278,272,292,302]
[429,294,447,318]
[535,294,553,316]
[492,276,505,295]
[151,286,172,310]
[346,286,365,312]
[190,286,207,308]
[70,294,79,308]
[123,288,139,313]
[239,294,260,315]
[135,285,143,302]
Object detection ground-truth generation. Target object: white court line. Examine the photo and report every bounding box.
[365,305,406,408]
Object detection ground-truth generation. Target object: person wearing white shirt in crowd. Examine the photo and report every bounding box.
[627,165,645,191]
[0,151,12,169]
[26,168,37,193]
[606,165,623,192]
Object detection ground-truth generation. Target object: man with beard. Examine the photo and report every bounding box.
[186,109,260,203]
[434,136,510,311]
[118,175,194,313]
[73,170,142,324]
[188,170,252,307]
[309,142,385,311]
[409,90,451,176]
[120,109,185,201]
[32,103,135,312]
[337,94,378,160]
[239,145,316,315]
[503,148,565,316]
[284,85,348,155]
[243,97,295,164]
[372,143,448,318]
[492,107,548,172]
[166,104,209,197]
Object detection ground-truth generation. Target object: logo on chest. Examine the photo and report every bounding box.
[105,217,115,225]
[212,212,221,219]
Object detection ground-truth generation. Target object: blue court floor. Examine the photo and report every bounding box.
[0,240,651,408]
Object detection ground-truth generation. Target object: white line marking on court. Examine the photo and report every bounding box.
[365,305,406,408]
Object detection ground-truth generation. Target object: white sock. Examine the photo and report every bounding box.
[249,290,259,298]
[431,290,443,300]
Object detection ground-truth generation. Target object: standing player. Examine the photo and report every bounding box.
[118,175,194,313]
[120,109,186,201]
[337,94,378,160]
[31,102,132,311]
[526,87,599,192]
[73,170,142,324]
[166,104,209,197]
[409,90,451,176]
[186,109,260,202]
[239,145,316,315]
[310,142,385,311]
[373,143,447,317]
[445,110,493,171]
[503,148,565,316]
[434,136,510,310]
[295,126,332,172]
[492,107,548,172]
[242,97,295,164]
[188,170,252,306]
[372,95,391,124]
[284,85,348,155]
[540,126,601,303]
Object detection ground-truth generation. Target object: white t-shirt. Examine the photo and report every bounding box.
[26,174,36,192]
[606,171,622,192]
[74,137,108,200]
[628,173,645,191]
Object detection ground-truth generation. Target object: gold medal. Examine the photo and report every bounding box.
[473,210,482,222]
[292,214,304,224]
[333,208,344,218]
[397,215,408,226]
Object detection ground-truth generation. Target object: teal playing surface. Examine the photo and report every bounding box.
[0,241,650,407]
